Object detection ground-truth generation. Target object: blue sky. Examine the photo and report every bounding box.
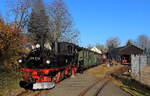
[1,0,150,47]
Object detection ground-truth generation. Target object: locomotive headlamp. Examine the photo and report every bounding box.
[35,44,40,48]
[18,59,22,63]
[46,60,50,64]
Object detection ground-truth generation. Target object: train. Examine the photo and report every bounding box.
[18,41,101,90]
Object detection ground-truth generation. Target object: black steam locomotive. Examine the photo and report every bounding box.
[18,41,81,90]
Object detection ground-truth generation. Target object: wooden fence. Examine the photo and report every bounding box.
[131,54,150,86]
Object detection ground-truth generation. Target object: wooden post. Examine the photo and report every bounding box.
[139,55,141,81]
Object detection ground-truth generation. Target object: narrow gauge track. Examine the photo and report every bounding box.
[78,66,129,96]
[93,79,110,96]
[78,78,111,96]
[78,79,102,96]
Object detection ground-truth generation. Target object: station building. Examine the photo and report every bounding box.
[108,44,143,64]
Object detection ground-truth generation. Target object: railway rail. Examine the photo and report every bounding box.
[78,79,111,96]
[93,79,110,96]
[78,66,129,96]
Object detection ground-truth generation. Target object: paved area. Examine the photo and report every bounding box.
[38,73,131,96]
[99,82,131,96]
[42,73,98,96]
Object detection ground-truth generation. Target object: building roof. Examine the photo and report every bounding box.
[91,47,102,54]
[109,45,143,55]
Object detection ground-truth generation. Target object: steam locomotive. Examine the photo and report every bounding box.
[18,41,101,90]
[18,41,81,90]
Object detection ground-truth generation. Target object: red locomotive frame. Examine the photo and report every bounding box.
[19,64,77,83]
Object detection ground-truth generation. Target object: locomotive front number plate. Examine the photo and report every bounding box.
[33,82,55,89]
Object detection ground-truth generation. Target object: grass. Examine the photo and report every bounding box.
[122,86,149,96]
[0,71,21,96]
[112,79,148,96]
[112,73,150,96]
[86,64,123,78]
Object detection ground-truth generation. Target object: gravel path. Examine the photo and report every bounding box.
[38,73,131,96]
[98,82,131,96]
[41,73,98,96]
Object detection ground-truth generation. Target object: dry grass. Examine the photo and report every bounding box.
[86,64,124,78]
[141,66,150,86]
[0,72,21,96]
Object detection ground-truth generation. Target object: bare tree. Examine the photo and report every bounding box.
[61,29,80,44]
[47,0,79,44]
[135,35,149,50]
[106,37,120,50]
[95,43,105,50]
[7,0,32,30]
[87,44,93,50]
[7,0,79,44]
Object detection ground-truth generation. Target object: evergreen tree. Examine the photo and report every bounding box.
[28,0,50,46]
[126,40,133,46]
